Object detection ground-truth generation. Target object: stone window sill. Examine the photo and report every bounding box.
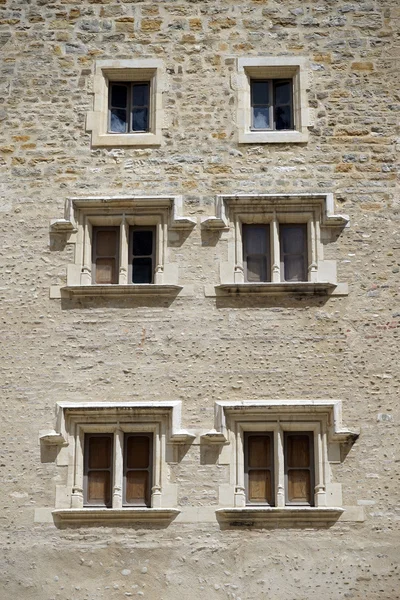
[216,507,344,528]
[214,282,343,296]
[239,130,309,144]
[90,132,161,148]
[60,284,183,298]
[53,508,180,526]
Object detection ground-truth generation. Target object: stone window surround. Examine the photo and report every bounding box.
[202,400,359,527]
[202,193,349,296]
[42,401,194,525]
[237,56,310,144]
[50,195,196,298]
[86,59,164,147]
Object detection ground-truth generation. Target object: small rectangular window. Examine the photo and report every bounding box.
[84,434,113,507]
[250,79,293,131]
[244,432,274,505]
[109,82,150,134]
[124,433,153,507]
[285,432,314,506]
[243,224,271,282]
[280,224,307,282]
[130,226,156,284]
[92,226,120,285]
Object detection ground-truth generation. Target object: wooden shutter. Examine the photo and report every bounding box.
[124,433,152,507]
[244,433,274,505]
[285,432,314,505]
[280,224,307,282]
[84,434,113,507]
[130,227,155,284]
[243,224,271,282]
[92,226,119,285]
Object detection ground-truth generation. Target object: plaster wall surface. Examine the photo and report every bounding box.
[0,0,399,598]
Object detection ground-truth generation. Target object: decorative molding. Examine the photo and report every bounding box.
[53,508,180,525]
[216,507,344,528]
[215,282,338,296]
[39,430,66,446]
[62,284,183,298]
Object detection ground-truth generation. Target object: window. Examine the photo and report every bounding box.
[50,195,196,298]
[251,79,293,131]
[202,400,359,527]
[201,193,349,296]
[109,82,150,134]
[45,401,194,525]
[237,57,310,144]
[86,59,164,147]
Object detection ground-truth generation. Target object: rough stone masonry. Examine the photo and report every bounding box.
[0,0,399,599]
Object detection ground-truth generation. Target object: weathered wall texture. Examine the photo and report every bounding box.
[0,0,399,598]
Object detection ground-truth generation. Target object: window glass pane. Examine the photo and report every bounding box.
[111,84,128,108]
[132,108,149,132]
[288,470,311,503]
[281,226,306,254]
[133,83,149,107]
[126,436,150,469]
[275,105,292,130]
[88,436,112,469]
[274,80,291,105]
[247,257,267,282]
[248,435,271,468]
[110,109,127,133]
[253,107,270,129]
[251,80,269,105]
[96,230,117,257]
[126,471,149,504]
[284,256,306,282]
[248,470,272,503]
[244,226,268,255]
[132,257,153,284]
[287,434,310,468]
[87,471,111,504]
[132,230,153,256]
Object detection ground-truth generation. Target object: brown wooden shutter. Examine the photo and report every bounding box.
[84,434,113,507]
[124,433,152,507]
[243,224,271,282]
[245,433,274,505]
[280,224,307,282]
[285,432,314,505]
[92,226,119,284]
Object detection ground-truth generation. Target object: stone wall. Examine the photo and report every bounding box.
[0,0,399,598]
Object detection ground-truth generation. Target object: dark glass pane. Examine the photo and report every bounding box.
[248,435,271,468]
[251,80,269,105]
[247,256,267,282]
[274,80,291,105]
[244,226,268,255]
[132,107,149,132]
[126,471,148,504]
[281,225,306,254]
[252,107,270,130]
[132,230,153,256]
[288,470,311,503]
[88,436,112,469]
[133,83,149,107]
[110,109,127,133]
[126,436,150,469]
[248,470,272,503]
[132,257,153,284]
[284,256,306,282]
[275,105,292,130]
[88,471,111,505]
[111,84,128,108]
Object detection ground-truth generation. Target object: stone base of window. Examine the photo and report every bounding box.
[52,508,180,526]
[60,284,183,298]
[213,282,345,296]
[216,507,344,528]
[238,130,309,144]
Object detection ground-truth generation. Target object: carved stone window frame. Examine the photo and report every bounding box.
[41,401,194,526]
[237,57,310,144]
[50,195,196,298]
[86,59,164,147]
[202,193,349,296]
[202,400,359,527]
